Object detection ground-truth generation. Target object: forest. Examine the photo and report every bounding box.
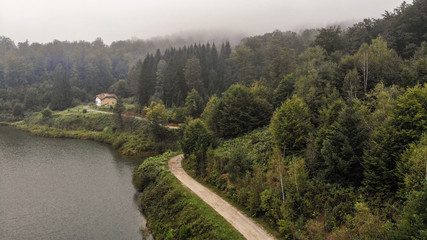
[2,0,427,239]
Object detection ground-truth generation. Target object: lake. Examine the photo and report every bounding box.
[0,126,147,240]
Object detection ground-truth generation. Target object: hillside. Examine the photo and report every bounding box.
[5,0,427,239]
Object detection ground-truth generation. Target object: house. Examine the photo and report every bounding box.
[95,93,118,107]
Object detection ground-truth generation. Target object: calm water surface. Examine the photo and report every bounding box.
[0,126,147,240]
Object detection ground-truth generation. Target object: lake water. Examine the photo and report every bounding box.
[0,126,147,240]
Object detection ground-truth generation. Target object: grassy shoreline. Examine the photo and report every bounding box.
[10,107,243,239]
[12,123,154,157]
[11,106,158,157]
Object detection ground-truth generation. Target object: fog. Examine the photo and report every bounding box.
[0,0,411,44]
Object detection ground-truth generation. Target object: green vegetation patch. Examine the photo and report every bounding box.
[132,152,244,240]
[14,106,155,157]
[0,122,10,126]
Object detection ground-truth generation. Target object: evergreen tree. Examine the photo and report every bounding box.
[113,98,125,131]
[363,84,427,205]
[268,48,296,88]
[50,64,71,110]
[137,56,155,106]
[314,26,344,54]
[4,54,27,87]
[393,181,427,239]
[273,73,295,107]
[316,101,368,187]
[152,59,168,102]
[185,89,204,118]
[294,46,336,125]
[128,59,142,97]
[229,46,256,86]
[397,134,427,196]
[411,42,427,85]
[184,56,203,95]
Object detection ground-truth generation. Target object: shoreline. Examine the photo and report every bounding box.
[6,114,243,239]
[11,122,155,158]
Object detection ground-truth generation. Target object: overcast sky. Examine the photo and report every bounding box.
[0,0,410,44]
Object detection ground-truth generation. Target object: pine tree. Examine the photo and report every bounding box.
[113,98,125,131]
[185,89,204,118]
[393,181,427,239]
[363,84,427,205]
[137,56,155,107]
[184,56,203,94]
[51,64,71,110]
[316,101,368,187]
[152,59,167,102]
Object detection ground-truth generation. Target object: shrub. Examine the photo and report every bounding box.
[12,103,24,119]
[170,106,187,123]
[42,107,53,119]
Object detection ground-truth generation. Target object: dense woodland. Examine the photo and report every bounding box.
[2,0,427,239]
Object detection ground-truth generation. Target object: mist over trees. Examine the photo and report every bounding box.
[1,0,427,239]
[1,0,425,121]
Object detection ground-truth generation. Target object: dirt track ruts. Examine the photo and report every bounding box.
[83,106,179,129]
[168,154,275,240]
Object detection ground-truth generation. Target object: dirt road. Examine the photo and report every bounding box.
[168,154,275,240]
[83,106,145,120]
[82,106,181,129]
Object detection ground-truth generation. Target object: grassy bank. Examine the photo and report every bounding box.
[14,106,243,238]
[13,106,163,157]
[132,152,244,240]
[0,122,10,126]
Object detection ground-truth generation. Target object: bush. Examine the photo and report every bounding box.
[170,106,187,123]
[42,107,53,119]
[12,103,24,119]
[145,101,168,125]
[112,135,127,150]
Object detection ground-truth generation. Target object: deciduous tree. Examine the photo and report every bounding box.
[270,96,312,155]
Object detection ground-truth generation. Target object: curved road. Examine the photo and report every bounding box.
[168,154,275,240]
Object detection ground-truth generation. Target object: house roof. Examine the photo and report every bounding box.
[96,93,118,100]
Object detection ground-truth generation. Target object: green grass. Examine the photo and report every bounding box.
[89,103,136,113]
[13,105,155,157]
[133,152,244,240]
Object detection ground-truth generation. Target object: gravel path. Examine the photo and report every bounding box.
[83,106,183,129]
[83,106,146,120]
[168,154,276,240]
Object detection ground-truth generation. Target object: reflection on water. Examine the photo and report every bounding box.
[0,126,148,240]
